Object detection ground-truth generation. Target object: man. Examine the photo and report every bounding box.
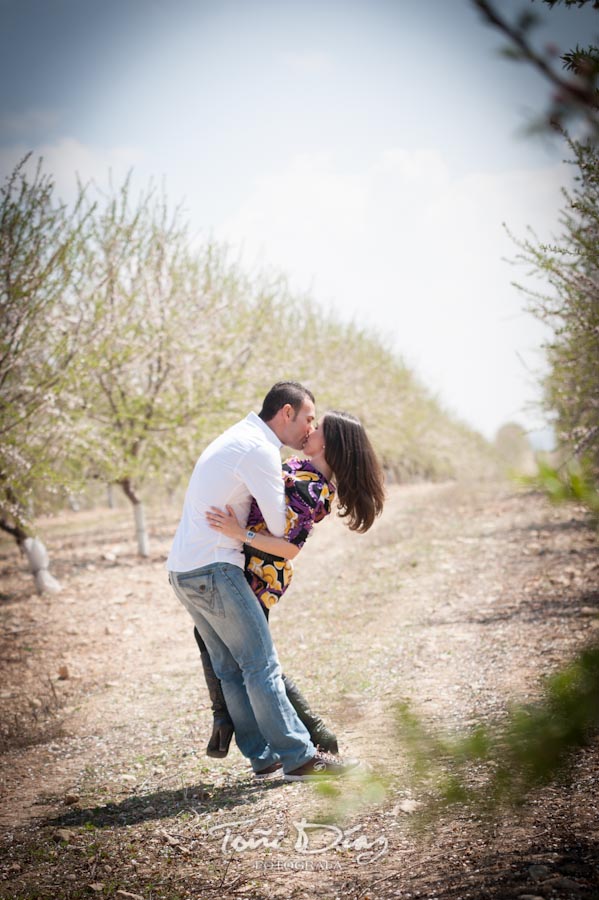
[168,381,358,782]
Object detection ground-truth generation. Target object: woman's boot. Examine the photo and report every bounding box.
[282,673,339,754]
[195,628,234,758]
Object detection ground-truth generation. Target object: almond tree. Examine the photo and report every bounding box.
[74,177,271,556]
[511,139,599,473]
[0,156,89,592]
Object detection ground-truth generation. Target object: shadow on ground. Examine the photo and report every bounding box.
[430,588,599,629]
[43,777,285,829]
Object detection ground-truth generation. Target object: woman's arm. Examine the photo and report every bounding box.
[206,505,300,560]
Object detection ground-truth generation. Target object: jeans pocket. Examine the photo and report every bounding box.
[175,571,225,618]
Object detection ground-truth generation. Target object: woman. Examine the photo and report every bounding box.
[197,410,385,759]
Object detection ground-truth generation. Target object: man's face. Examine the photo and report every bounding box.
[283,398,316,451]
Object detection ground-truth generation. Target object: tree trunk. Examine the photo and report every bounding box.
[23,536,62,595]
[119,479,149,557]
[0,518,61,595]
[133,501,150,558]
[106,483,115,509]
[0,517,29,545]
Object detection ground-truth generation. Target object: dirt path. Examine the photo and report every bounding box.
[1,480,598,900]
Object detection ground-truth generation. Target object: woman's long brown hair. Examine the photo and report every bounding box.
[322,411,385,533]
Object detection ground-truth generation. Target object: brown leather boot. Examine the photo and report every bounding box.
[195,628,234,758]
[282,673,339,754]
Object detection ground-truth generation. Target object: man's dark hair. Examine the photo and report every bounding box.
[258,381,315,422]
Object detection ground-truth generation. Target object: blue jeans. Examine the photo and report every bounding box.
[169,562,315,773]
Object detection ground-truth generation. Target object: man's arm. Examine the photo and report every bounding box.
[237,446,286,537]
[206,506,300,559]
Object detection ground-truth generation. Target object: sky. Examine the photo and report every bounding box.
[1,0,597,443]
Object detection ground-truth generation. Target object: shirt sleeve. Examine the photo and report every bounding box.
[237,445,286,537]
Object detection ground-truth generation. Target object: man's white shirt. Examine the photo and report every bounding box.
[167,412,287,572]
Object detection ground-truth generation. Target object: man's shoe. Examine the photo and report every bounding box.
[254,761,283,779]
[284,752,360,783]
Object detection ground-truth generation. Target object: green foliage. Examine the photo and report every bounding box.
[396,642,599,818]
[313,768,390,823]
[562,43,599,78]
[511,139,599,475]
[0,156,91,536]
[520,457,599,522]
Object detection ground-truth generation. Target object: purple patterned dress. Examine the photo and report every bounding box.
[243,457,336,609]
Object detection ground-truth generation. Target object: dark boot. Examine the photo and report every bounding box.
[195,628,235,758]
[282,673,339,754]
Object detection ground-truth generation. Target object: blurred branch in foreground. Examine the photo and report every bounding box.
[396,642,599,821]
[517,457,599,526]
[472,0,599,141]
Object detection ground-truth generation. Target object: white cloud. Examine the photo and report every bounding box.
[216,149,568,438]
[0,137,146,204]
[219,152,368,281]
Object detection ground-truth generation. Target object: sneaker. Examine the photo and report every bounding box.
[284,751,360,782]
[254,761,283,779]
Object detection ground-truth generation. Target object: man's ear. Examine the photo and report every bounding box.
[282,403,293,421]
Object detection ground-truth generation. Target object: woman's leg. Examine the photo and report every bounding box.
[260,605,339,753]
[192,592,273,759]
[281,673,339,754]
[194,627,234,758]
[195,601,339,756]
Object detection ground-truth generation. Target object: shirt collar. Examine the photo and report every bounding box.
[247,411,282,449]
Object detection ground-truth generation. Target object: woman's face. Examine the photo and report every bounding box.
[303,416,326,458]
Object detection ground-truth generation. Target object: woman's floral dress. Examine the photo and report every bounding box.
[244,457,335,609]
